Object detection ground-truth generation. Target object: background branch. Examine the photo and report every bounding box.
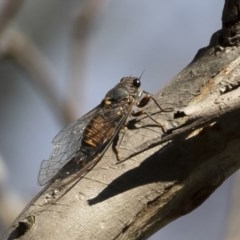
[0,0,24,35]
[69,0,107,117]
[0,0,26,230]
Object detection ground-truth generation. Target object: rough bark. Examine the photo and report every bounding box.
[4,1,240,239]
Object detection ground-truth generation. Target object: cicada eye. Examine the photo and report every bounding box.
[132,78,141,88]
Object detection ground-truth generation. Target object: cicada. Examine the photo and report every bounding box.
[38,77,160,186]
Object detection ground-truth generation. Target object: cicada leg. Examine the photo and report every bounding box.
[131,92,173,133]
[112,126,128,161]
[113,93,173,163]
[139,91,172,112]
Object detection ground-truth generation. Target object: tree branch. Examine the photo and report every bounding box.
[4,0,240,239]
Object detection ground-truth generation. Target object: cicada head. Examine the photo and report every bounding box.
[103,77,142,106]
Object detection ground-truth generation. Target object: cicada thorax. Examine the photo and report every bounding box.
[81,83,141,152]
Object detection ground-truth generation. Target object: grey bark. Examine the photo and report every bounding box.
[4,0,240,239]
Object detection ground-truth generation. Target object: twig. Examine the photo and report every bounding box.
[0,0,24,35]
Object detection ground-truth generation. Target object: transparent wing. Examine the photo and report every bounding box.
[38,106,100,186]
[38,98,136,186]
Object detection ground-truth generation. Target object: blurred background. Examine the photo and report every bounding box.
[0,0,238,239]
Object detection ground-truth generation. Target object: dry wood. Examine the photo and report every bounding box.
[4,0,240,239]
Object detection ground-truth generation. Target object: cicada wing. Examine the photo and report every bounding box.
[38,106,101,186]
[38,160,54,186]
[38,98,137,186]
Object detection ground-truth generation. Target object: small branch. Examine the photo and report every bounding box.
[0,0,24,35]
